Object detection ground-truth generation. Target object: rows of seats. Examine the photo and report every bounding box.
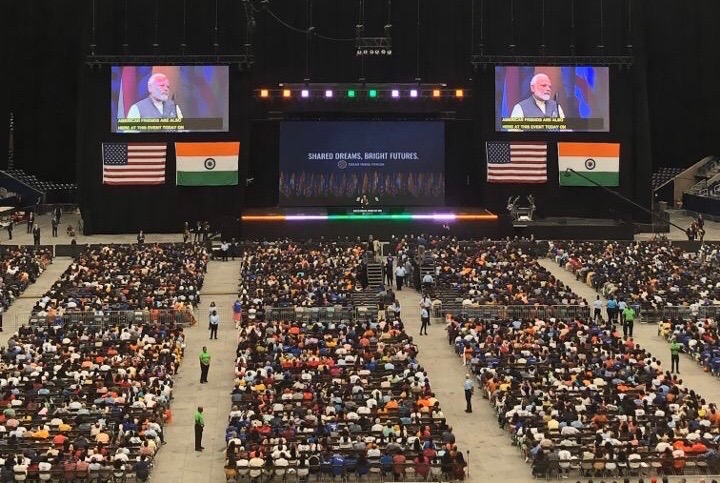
[0,243,209,481]
[550,239,720,311]
[30,244,207,318]
[448,310,720,478]
[415,238,585,307]
[3,169,77,193]
[225,241,467,481]
[651,167,683,190]
[238,241,366,309]
[224,314,467,482]
[0,247,52,313]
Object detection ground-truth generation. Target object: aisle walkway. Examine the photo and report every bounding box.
[394,288,533,483]
[537,257,720,410]
[152,259,241,483]
[0,256,74,344]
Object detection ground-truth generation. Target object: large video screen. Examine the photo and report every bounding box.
[495,66,610,132]
[111,65,229,133]
[279,121,445,207]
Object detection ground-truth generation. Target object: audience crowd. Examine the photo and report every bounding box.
[550,240,720,310]
[238,241,367,309]
[225,241,468,480]
[30,244,208,318]
[446,288,720,481]
[0,243,209,480]
[0,247,52,313]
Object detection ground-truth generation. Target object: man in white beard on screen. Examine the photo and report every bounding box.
[127,73,183,119]
[510,73,565,119]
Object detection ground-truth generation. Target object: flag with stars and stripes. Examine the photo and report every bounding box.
[102,143,167,185]
[486,141,548,184]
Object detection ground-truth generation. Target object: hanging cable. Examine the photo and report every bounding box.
[262,4,355,41]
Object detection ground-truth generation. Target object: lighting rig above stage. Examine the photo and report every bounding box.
[253,83,470,116]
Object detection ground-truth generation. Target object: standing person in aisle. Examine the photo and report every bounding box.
[622,304,635,338]
[232,299,242,329]
[199,346,211,384]
[209,310,219,339]
[463,375,474,413]
[670,338,682,374]
[593,296,603,322]
[194,407,205,451]
[419,305,429,336]
[606,296,618,325]
[395,264,406,291]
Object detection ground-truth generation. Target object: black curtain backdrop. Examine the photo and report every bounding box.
[1,0,718,233]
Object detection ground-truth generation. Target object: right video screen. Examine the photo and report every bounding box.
[495,66,610,132]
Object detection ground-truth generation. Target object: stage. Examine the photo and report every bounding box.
[240,207,503,240]
[511,217,635,240]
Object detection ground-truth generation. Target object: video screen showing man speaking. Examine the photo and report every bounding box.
[111,65,229,133]
[496,66,610,132]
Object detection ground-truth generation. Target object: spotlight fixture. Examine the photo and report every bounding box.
[260,89,269,98]
[301,89,310,98]
[391,89,400,98]
[410,89,418,98]
[282,89,291,98]
[325,90,333,98]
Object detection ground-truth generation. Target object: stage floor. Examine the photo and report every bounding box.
[240,207,502,239]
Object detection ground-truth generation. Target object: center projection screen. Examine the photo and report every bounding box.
[495,66,610,132]
[279,121,445,207]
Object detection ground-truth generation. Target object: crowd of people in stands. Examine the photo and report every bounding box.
[550,239,720,310]
[238,241,367,309]
[0,247,52,313]
[0,243,208,480]
[30,244,208,317]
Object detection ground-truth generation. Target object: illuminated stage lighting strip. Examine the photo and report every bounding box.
[241,213,497,222]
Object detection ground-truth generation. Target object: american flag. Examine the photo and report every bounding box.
[102,143,167,185]
[486,141,548,184]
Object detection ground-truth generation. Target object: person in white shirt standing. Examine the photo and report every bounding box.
[395,265,406,291]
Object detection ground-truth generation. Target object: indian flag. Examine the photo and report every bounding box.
[558,142,620,187]
[175,142,240,186]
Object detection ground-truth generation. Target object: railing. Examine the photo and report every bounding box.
[441,304,592,320]
[22,309,197,329]
[265,305,363,323]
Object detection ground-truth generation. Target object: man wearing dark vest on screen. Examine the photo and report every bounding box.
[127,73,183,119]
[510,73,565,119]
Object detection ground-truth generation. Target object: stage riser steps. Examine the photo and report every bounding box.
[366,262,384,287]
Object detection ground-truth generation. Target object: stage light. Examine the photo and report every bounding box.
[381,49,386,55]
[301,89,309,98]
[368,89,378,98]
[362,49,368,55]
[347,90,356,98]
[455,89,464,98]
[325,90,333,98]
[259,89,269,98]
[356,49,362,56]
[432,89,441,98]
[410,89,418,98]
[391,89,400,98]
[282,89,291,98]
[386,49,392,55]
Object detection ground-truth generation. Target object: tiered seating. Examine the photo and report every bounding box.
[30,244,207,319]
[651,167,683,190]
[4,168,77,194]
[0,246,52,312]
[449,312,720,478]
[550,240,720,311]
